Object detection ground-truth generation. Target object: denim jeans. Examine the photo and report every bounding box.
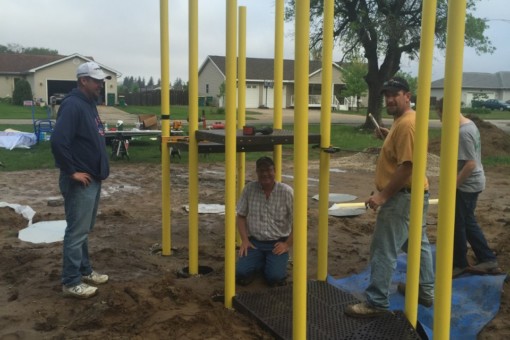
[366,192,434,309]
[453,190,496,268]
[236,237,289,285]
[59,172,101,287]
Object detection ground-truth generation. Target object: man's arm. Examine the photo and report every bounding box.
[366,161,412,210]
[237,214,255,257]
[457,159,476,188]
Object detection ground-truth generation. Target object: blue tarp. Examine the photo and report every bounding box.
[328,248,506,339]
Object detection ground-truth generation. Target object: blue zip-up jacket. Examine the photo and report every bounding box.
[51,88,109,180]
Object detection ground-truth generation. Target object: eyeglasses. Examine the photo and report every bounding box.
[383,79,409,92]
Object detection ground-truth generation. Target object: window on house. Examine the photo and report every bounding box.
[206,84,209,93]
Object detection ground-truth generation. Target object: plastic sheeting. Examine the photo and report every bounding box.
[18,220,67,243]
[183,203,225,214]
[0,202,36,225]
[0,130,37,150]
[328,247,507,339]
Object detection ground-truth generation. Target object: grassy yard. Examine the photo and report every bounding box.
[1,102,509,172]
[0,122,385,171]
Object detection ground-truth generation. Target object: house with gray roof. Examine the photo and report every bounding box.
[430,71,510,107]
[198,55,348,109]
[0,53,120,106]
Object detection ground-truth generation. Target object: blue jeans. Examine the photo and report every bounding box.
[453,190,496,268]
[59,172,101,287]
[366,192,434,309]
[236,237,289,285]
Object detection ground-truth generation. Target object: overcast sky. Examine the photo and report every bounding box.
[2,0,508,84]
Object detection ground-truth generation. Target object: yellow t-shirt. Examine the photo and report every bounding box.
[375,111,429,192]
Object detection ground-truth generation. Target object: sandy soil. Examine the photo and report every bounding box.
[1,119,509,339]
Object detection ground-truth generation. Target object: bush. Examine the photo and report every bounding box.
[12,79,33,105]
[462,107,491,115]
[0,96,12,104]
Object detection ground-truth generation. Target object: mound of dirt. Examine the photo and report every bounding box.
[428,116,510,159]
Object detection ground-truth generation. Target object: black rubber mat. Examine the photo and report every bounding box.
[233,280,423,340]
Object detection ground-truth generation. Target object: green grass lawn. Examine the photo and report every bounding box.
[1,102,509,172]
[118,105,264,122]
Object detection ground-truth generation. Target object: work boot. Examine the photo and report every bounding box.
[344,302,390,318]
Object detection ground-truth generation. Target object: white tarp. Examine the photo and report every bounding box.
[18,220,67,243]
[0,202,36,225]
[183,203,225,214]
[312,193,357,203]
[0,129,37,150]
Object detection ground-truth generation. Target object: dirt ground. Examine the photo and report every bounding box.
[1,119,510,339]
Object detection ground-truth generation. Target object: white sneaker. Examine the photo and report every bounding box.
[62,283,97,299]
[82,270,109,285]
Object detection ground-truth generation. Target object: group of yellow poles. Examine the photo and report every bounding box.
[158,0,468,339]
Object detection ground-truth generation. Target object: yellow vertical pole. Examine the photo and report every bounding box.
[188,0,199,275]
[317,0,334,281]
[236,6,247,246]
[160,0,171,256]
[434,1,467,338]
[273,0,284,182]
[224,0,237,309]
[293,0,309,338]
[405,0,437,326]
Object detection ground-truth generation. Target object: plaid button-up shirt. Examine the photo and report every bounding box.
[236,181,293,241]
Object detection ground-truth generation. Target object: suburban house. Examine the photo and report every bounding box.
[198,55,351,109]
[430,71,510,107]
[0,53,120,105]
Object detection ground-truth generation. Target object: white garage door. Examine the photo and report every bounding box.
[245,85,260,108]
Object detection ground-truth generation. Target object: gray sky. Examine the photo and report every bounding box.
[1,0,508,83]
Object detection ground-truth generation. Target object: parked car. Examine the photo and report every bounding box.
[472,99,510,111]
[481,99,510,111]
[51,93,67,105]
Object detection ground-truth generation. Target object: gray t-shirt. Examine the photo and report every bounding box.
[457,120,485,192]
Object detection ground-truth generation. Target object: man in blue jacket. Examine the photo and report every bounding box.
[51,61,111,299]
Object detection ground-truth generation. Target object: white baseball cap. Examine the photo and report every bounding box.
[76,61,112,80]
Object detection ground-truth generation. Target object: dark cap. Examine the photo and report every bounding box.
[256,156,274,169]
[381,76,410,94]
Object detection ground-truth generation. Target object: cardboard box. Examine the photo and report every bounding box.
[138,114,159,130]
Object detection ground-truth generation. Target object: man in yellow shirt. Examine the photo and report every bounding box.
[345,77,435,317]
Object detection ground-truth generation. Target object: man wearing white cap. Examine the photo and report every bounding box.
[51,61,111,299]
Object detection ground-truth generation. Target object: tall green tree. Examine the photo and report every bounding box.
[0,43,58,55]
[285,0,493,127]
[340,56,368,104]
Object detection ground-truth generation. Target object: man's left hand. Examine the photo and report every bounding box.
[273,241,290,255]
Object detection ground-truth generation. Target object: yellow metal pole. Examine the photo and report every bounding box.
[405,0,437,326]
[236,6,247,246]
[224,0,237,309]
[273,0,284,182]
[317,0,334,281]
[188,0,199,275]
[293,0,309,338]
[434,1,467,338]
[160,0,171,256]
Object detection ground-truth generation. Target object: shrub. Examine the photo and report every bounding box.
[462,107,491,115]
[0,96,12,104]
[12,79,33,105]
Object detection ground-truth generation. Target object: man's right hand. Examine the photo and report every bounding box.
[375,127,390,140]
[71,172,92,186]
[238,240,256,257]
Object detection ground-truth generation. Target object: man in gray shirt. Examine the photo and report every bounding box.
[437,98,499,277]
